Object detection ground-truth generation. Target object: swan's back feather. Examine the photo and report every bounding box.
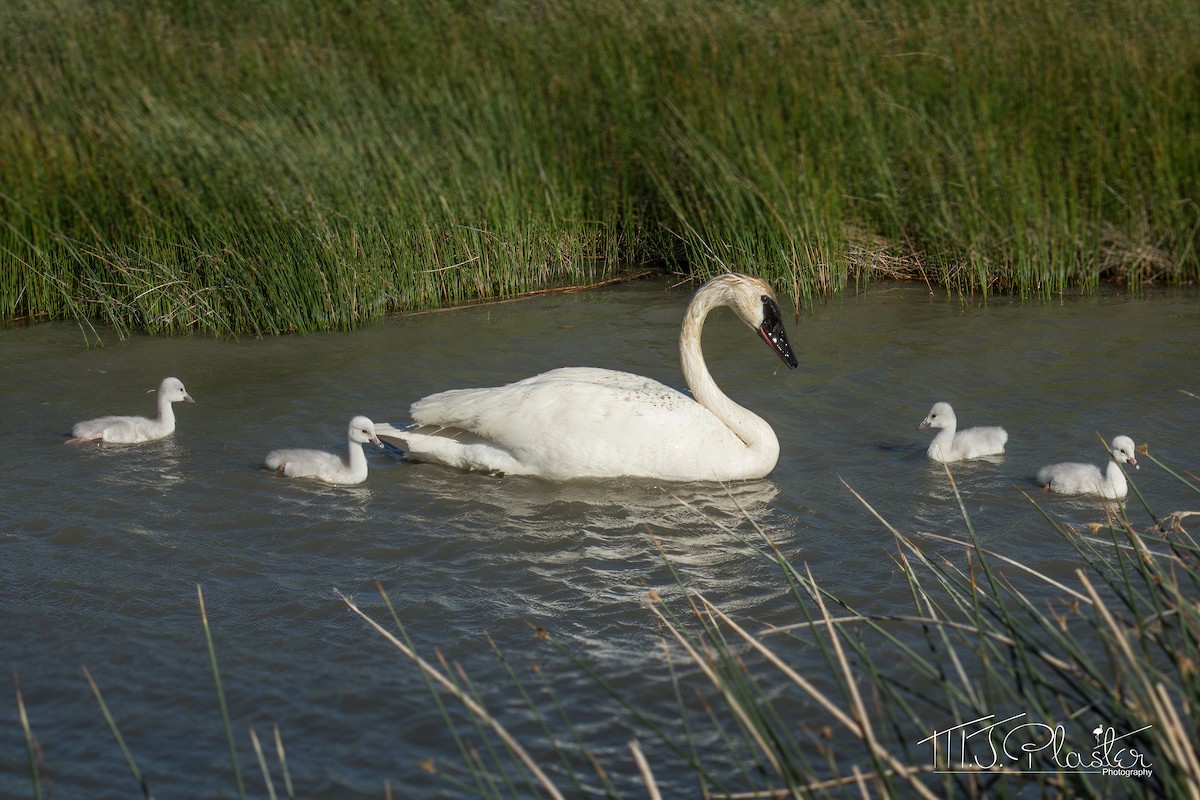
[71,414,169,444]
[1037,462,1105,494]
[398,367,756,480]
[265,448,363,484]
[412,368,697,430]
[937,426,1008,461]
[265,449,340,474]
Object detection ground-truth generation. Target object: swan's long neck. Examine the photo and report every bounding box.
[347,437,368,473]
[156,388,176,431]
[680,289,777,458]
[931,419,957,450]
[1104,458,1128,497]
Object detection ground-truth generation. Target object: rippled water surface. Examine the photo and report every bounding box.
[2,279,1198,797]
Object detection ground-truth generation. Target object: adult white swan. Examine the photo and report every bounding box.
[1037,435,1139,500]
[917,402,1008,462]
[264,416,384,486]
[67,377,195,444]
[375,273,798,481]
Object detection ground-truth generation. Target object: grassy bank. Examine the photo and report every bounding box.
[3,0,1198,334]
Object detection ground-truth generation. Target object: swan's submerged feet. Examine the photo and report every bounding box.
[918,401,1008,462]
[67,377,195,444]
[377,273,798,481]
[264,416,383,486]
[1037,435,1138,500]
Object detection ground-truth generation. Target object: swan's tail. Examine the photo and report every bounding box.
[374,422,522,474]
[374,421,410,443]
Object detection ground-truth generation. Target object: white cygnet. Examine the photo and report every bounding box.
[1037,435,1139,500]
[918,401,1008,462]
[67,377,195,444]
[264,416,384,486]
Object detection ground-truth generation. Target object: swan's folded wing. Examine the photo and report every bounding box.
[406,367,737,478]
[72,414,163,443]
[954,425,1008,458]
[1038,461,1103,494]
[72,415,128,438]
[410,368,694,433]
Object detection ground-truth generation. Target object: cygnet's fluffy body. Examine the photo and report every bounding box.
[1037,435,1139,500]
[68,377,195,444]
[918,402,1008,462]
[265,416,383,486]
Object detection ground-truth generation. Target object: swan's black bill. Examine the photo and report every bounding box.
[758,296,798,369]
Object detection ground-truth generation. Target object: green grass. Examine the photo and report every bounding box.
[2,0,1198,334]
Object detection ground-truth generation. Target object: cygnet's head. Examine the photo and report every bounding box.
[349,416,384,449]
[160,377,195,404]
[1110,435,1138,469]
[918,402,955,431]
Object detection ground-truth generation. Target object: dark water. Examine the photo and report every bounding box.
[2,279,1197,798]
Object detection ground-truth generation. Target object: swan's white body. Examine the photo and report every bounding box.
[376,273,798,481]
[265,416,383,486]
[918,402,1008,462]
[1037,435,1138,500]
[68,377,195,444]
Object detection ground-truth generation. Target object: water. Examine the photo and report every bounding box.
[2,278,1197,797]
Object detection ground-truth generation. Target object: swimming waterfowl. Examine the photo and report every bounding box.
[264,416,384,486]
[375,273,799,481]
[67,377,195,444]
[918,402,1008,462]
[1037,435,1138,500]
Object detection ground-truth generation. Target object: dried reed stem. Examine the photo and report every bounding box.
[335,589,567,800]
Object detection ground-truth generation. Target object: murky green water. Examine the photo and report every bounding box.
[2,278,1197,797]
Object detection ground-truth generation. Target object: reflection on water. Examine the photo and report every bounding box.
[2,280,1198,797]
[406,460,781,532]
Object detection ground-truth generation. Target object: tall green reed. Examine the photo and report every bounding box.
[13,671,42,800]
[0,0,638,335]
[197,585,246,800]
[82,666,154,800]
[2,0,1198,334]
[10,582,305,799]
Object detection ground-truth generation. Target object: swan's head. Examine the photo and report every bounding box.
[350,415,384,449]
[705,273,798,369]
[160,377,195,404]
[1110,435,1138,469]
[918,401,955,430]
